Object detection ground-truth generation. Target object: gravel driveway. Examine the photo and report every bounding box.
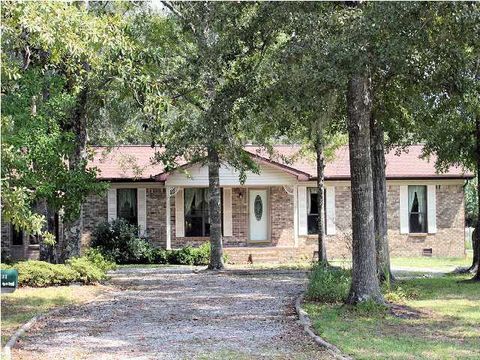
[13,267,331,360]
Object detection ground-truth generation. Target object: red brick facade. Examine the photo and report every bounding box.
[1,183,466,263]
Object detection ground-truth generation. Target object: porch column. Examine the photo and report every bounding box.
[293,184,298,247]
[165,186,171,250]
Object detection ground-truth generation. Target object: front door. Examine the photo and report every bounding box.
[249,189,268,241]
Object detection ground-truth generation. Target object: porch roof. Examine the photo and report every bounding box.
[88,144,473,181]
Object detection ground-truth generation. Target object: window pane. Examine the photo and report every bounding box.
[185,188,210,236]
[408,185,427,233]
[307,188,328,235]
[308,188,318,215]
[308,214,318,235]
[11,225,23,245]
[117,189,137,225]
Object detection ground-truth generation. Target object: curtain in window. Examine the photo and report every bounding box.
[185,188,210,236]
[185,189,196,216]
[118,189,137,225]
[408,185,427,232]
[308,188,318,214]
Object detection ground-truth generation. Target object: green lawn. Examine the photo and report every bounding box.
[1,285,107,347]
[330,252,473,272]
[391,253,472,271]
[305,274,480,360]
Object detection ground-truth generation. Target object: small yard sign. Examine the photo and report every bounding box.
[1,269,18,294]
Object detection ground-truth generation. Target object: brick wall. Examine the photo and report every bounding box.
[147,188,166,248]
[3,182,465,261]
[388,184,465,257]
[1,220,11,258]
[81,193,108,248]
[297,183,465,260]
[270,186,295,247]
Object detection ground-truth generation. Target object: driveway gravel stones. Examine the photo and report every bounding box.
[13,267,332,360]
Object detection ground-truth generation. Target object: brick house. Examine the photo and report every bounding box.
[1,144,472,263]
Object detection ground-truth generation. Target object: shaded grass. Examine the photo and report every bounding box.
[1,285,107,347]
[305,274,480,360]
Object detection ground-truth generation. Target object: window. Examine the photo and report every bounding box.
[307,188,327,235]
[185,188,210,237]
[11,225,23,245]
[117,189,137,225]
[408,185,427,233]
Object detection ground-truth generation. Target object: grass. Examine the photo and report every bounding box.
[226,261,313,270]
[305,274,480,360]
[329,252,473,272]
[391,254,472,271]
[1,284,107,347]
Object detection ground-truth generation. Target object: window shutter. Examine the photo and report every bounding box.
[427,185,437,233]
[175,188,185,237]
[137,188,147,236]
[326,187,336,235]
[399,185,409,234]
[107,188,117,221]
[223,188,233,236]
[298,186,308,235]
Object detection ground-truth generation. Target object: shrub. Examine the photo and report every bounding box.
[306,265,351,303]
[15,261,54,287]
[91,219,156,264]
[168,246,195,265]
[192,242,210,265]
[83,248,117,272]
[15,261,77,287]
[9,253,112,287]
[167,243,211,265]
[66,257,107,284]
[152,248,168,264]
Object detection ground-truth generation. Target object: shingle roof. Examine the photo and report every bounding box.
[89,144,473,181]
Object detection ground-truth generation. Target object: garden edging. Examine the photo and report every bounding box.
[295,293,353,360]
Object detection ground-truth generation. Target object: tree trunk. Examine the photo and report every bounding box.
[470,228,480,274]
[37,200,56,263]
[370,116,393,283]
[473,116,480,281]
[345,75,384,304]
[315,125,328,264]
[60,85,89,262]
[207,146,224,270]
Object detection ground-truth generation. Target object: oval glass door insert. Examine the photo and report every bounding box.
[254,195,263,221]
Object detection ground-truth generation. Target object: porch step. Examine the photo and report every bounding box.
[224,246,311,264]
[26,245,40,260]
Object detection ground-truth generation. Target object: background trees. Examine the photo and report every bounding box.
[128,2,287,269]
[1,1,135,261]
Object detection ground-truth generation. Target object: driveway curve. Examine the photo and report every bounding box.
[13,267,331,360]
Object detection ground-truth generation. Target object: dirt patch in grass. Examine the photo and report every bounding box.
[389,304,426,319]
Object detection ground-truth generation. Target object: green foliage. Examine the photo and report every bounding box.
[65,257,107,284]
[83,248,117,272]
[306,265,351,303]
[152,248,169,264]
[91,220,216,265]
[465,178,478,227]
[6,253,112,287]
[91,219,156,264]
[14,261,77,287]
[167,243,211,266]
